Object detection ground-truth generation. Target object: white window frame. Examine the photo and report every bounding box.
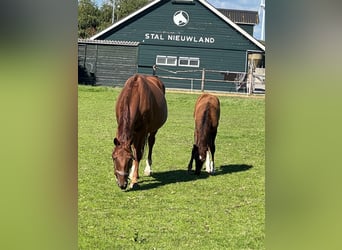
[178,57,200,67]
[156,55,177,66]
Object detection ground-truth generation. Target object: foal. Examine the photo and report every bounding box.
[188,93,220,175]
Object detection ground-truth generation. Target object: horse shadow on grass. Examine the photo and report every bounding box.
[127,164,253,192]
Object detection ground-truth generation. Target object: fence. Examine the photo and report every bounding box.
[248,68,265,94]
[152,66,265,95]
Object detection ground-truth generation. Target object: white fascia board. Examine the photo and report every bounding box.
[90,0,162,40]
[199,0,265,51]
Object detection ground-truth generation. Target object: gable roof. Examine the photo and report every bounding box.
[90,0,265,51]
[78,38,139,46]
[218,9,259,25]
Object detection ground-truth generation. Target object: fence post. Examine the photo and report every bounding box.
[201,68,205,92]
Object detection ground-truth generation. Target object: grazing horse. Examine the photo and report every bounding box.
[112,74,168,190]
[188,94,220,175]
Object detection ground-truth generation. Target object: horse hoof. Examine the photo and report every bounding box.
[144,170,152,176]
[130,182,139,189]
[206,169,214,174]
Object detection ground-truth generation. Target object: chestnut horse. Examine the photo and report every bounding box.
[112,74,167,190]
[188,94,220,175]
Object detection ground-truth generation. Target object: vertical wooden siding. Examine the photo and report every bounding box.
[78,43,138,86]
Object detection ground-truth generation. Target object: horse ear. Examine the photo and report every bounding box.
[114,138,120,146]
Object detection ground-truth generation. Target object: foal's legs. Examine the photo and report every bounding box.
[144,131,157,176]
[187,145,196,172]
[209,130,217,174]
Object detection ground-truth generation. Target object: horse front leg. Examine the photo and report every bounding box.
[188,144,196,173]
[144,132,156,176]
[129,161,139,189]
[130,139,144,189]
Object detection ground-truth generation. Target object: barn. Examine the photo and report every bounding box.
[78,0,265,93]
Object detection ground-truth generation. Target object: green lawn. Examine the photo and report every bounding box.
[78,85,265,249]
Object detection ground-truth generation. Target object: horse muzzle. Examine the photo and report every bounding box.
[118,182,128,190]
[115,169,129,190]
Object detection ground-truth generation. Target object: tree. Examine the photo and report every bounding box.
[78,0,100,38]
[116,0,149,21]
[98,2,113,31]
[78,0,151,38]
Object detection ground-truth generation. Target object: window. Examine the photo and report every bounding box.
[178,57,200,67]
[156,55,177,66]
[155,55,200,67]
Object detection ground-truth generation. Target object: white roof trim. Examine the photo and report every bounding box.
[201,0,265,51]
[78,38,139,46]
[91,0,265,51]
[90,0,162,40]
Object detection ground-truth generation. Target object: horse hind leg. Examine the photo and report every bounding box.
[205,151,211,173]
[211,134,217,174]
[210,153,215,174]
[205,151,215,174]
[144,132,156,176]
[207,133,216,174]
[144,159,152,176]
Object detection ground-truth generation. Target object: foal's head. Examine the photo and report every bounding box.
[112,138,134,190]
[192,144,207,175]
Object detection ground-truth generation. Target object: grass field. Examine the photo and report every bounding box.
[78,85,265,249]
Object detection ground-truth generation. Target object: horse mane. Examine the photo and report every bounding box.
[117,74,140,143]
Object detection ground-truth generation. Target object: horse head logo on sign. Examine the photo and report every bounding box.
[173,10,190,27]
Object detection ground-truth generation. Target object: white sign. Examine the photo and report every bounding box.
[173,10,190,27]
[144,33,215,44]
[143,10,215,44]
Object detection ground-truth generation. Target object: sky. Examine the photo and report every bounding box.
[94,0,265,40]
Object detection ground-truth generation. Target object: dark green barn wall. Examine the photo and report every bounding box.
[100,1,260,75]
[78,44,97,85]
[237,24,254,36]
[78,42,138,86]
[92,0,264,91]
[138,44,247,92]
[138,44,247,71]
[95,45,138,86]
[100,0,260,52]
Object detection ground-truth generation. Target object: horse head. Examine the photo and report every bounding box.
[112,138,134,190]
[190,144,207,175]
